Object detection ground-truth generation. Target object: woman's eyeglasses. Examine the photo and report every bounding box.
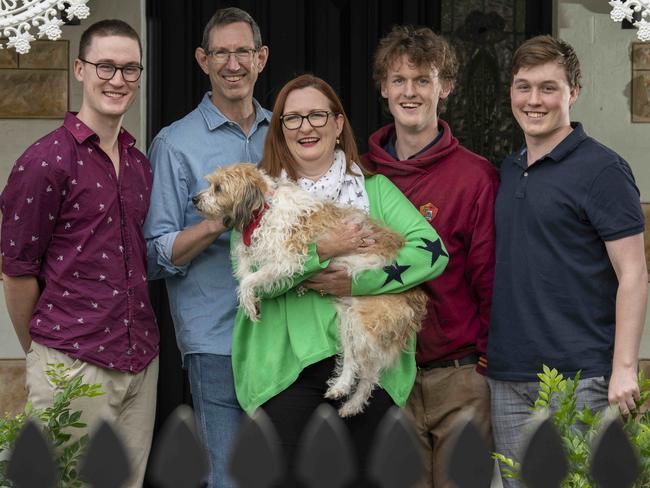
[280,111,337,130]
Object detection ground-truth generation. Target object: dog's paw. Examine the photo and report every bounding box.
[242,302,260,322]
[324,385,348,401]
[240,294,260,322]
[338,401,364,418]
[239,285,259,318]
[249,308,261,323]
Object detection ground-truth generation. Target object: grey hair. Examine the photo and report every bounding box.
[201,7,263,50]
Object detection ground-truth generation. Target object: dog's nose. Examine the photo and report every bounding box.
[192,195,200,207]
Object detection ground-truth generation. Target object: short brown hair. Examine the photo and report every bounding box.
[78,19,141,60]
[260,74,364,181]
[511,35,581,89]
[372,25,458,89]
[201,7,263,51]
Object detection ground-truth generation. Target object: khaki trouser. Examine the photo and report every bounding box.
[26,341,158,488]
[406,363,492,488]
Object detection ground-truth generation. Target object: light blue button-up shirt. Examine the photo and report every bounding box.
[144,93,271,359]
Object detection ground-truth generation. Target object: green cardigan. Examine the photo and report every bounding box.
[231,174,448,413]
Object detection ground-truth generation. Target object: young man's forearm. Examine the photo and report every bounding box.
[612,271,648,371]
[2,274,40,353]
[604,233,648,411]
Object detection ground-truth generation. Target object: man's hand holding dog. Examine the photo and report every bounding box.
[171,218,226,267]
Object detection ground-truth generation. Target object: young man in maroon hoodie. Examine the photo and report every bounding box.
[365,26,498,488]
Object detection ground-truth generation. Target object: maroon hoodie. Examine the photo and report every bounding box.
[364,120,498,373]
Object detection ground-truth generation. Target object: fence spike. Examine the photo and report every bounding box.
[367,406,424,488]
[520,415,568,488]
[6,419,57,488]
[148,405,208,488]
[79,420,131,488]
[228,407,283,488]
[446,411,493,488]
[590,414,639,488]
[296,403,356,488]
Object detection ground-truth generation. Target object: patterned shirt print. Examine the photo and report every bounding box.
[0,113,159,373]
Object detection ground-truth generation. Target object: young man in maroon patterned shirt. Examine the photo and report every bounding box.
[0,19,158,487]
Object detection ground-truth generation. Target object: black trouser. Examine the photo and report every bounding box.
[263,356,394,488]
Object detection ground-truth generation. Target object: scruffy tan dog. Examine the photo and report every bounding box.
[193,163,428,417]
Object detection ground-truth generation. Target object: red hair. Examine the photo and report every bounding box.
[260,74,366,180]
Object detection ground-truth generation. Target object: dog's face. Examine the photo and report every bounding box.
[193,163,269,231]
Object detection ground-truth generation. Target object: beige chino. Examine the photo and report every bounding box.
[26,341,158,488]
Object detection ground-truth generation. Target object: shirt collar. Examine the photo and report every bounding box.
[63,112,137,148]
[510,122,587,170]
[198,92,271,131]
[384,125,445,160]
[546,122,587,162]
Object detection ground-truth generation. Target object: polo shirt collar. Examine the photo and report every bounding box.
[63,112,136,148]
[198,92,270,131]
[511,122,587,170]
[546,122,587,162]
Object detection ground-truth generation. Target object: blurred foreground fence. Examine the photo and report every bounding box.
[2,403,642,488]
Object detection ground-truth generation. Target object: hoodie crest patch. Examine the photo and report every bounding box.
[419,203,438,222]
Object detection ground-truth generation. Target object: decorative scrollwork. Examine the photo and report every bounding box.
[0,0,90,53]
[610,0,650,42]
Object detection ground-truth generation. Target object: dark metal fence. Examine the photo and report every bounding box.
[3,404,641,488]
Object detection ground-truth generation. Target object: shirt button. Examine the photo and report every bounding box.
[127,288,134,296]
[523,172,528,177]
[126,348,134,356]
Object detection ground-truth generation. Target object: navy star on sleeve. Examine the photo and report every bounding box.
[416,237,449,267]
[382,262,411,287]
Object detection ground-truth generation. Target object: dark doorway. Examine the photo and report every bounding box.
[144,0,552,471]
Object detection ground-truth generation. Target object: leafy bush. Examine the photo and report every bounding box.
[493,365,650,488]
[0,363,103,488]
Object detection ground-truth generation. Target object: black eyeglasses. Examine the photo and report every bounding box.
[204,48,257,64]
[79,58,144,82]
[280,111,337,130]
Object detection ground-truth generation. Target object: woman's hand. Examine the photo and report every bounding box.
[315,220,375,261]
[304,267,352,296]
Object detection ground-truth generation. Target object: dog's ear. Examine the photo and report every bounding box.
[231,179,266,232]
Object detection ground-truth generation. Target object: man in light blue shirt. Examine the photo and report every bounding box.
[144,7,270,488]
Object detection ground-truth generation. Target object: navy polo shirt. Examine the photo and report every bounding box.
[487,123,644,381]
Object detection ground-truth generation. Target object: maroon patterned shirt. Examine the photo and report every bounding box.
[0,113,159,373]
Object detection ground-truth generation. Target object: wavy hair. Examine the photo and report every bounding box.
[372,25,458,113]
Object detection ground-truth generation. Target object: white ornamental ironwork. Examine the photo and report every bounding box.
[1,0,90,54]
[610,0,650,42]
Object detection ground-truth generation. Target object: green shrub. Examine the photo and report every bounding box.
[0,363,103,488]
[493,365,650,488]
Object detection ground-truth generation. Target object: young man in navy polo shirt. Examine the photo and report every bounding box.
[487,35,648,488]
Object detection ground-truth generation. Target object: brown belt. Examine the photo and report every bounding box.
[418,352,480,370]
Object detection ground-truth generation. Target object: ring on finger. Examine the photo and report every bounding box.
[319,289,326,297]
[360,237,366,246]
